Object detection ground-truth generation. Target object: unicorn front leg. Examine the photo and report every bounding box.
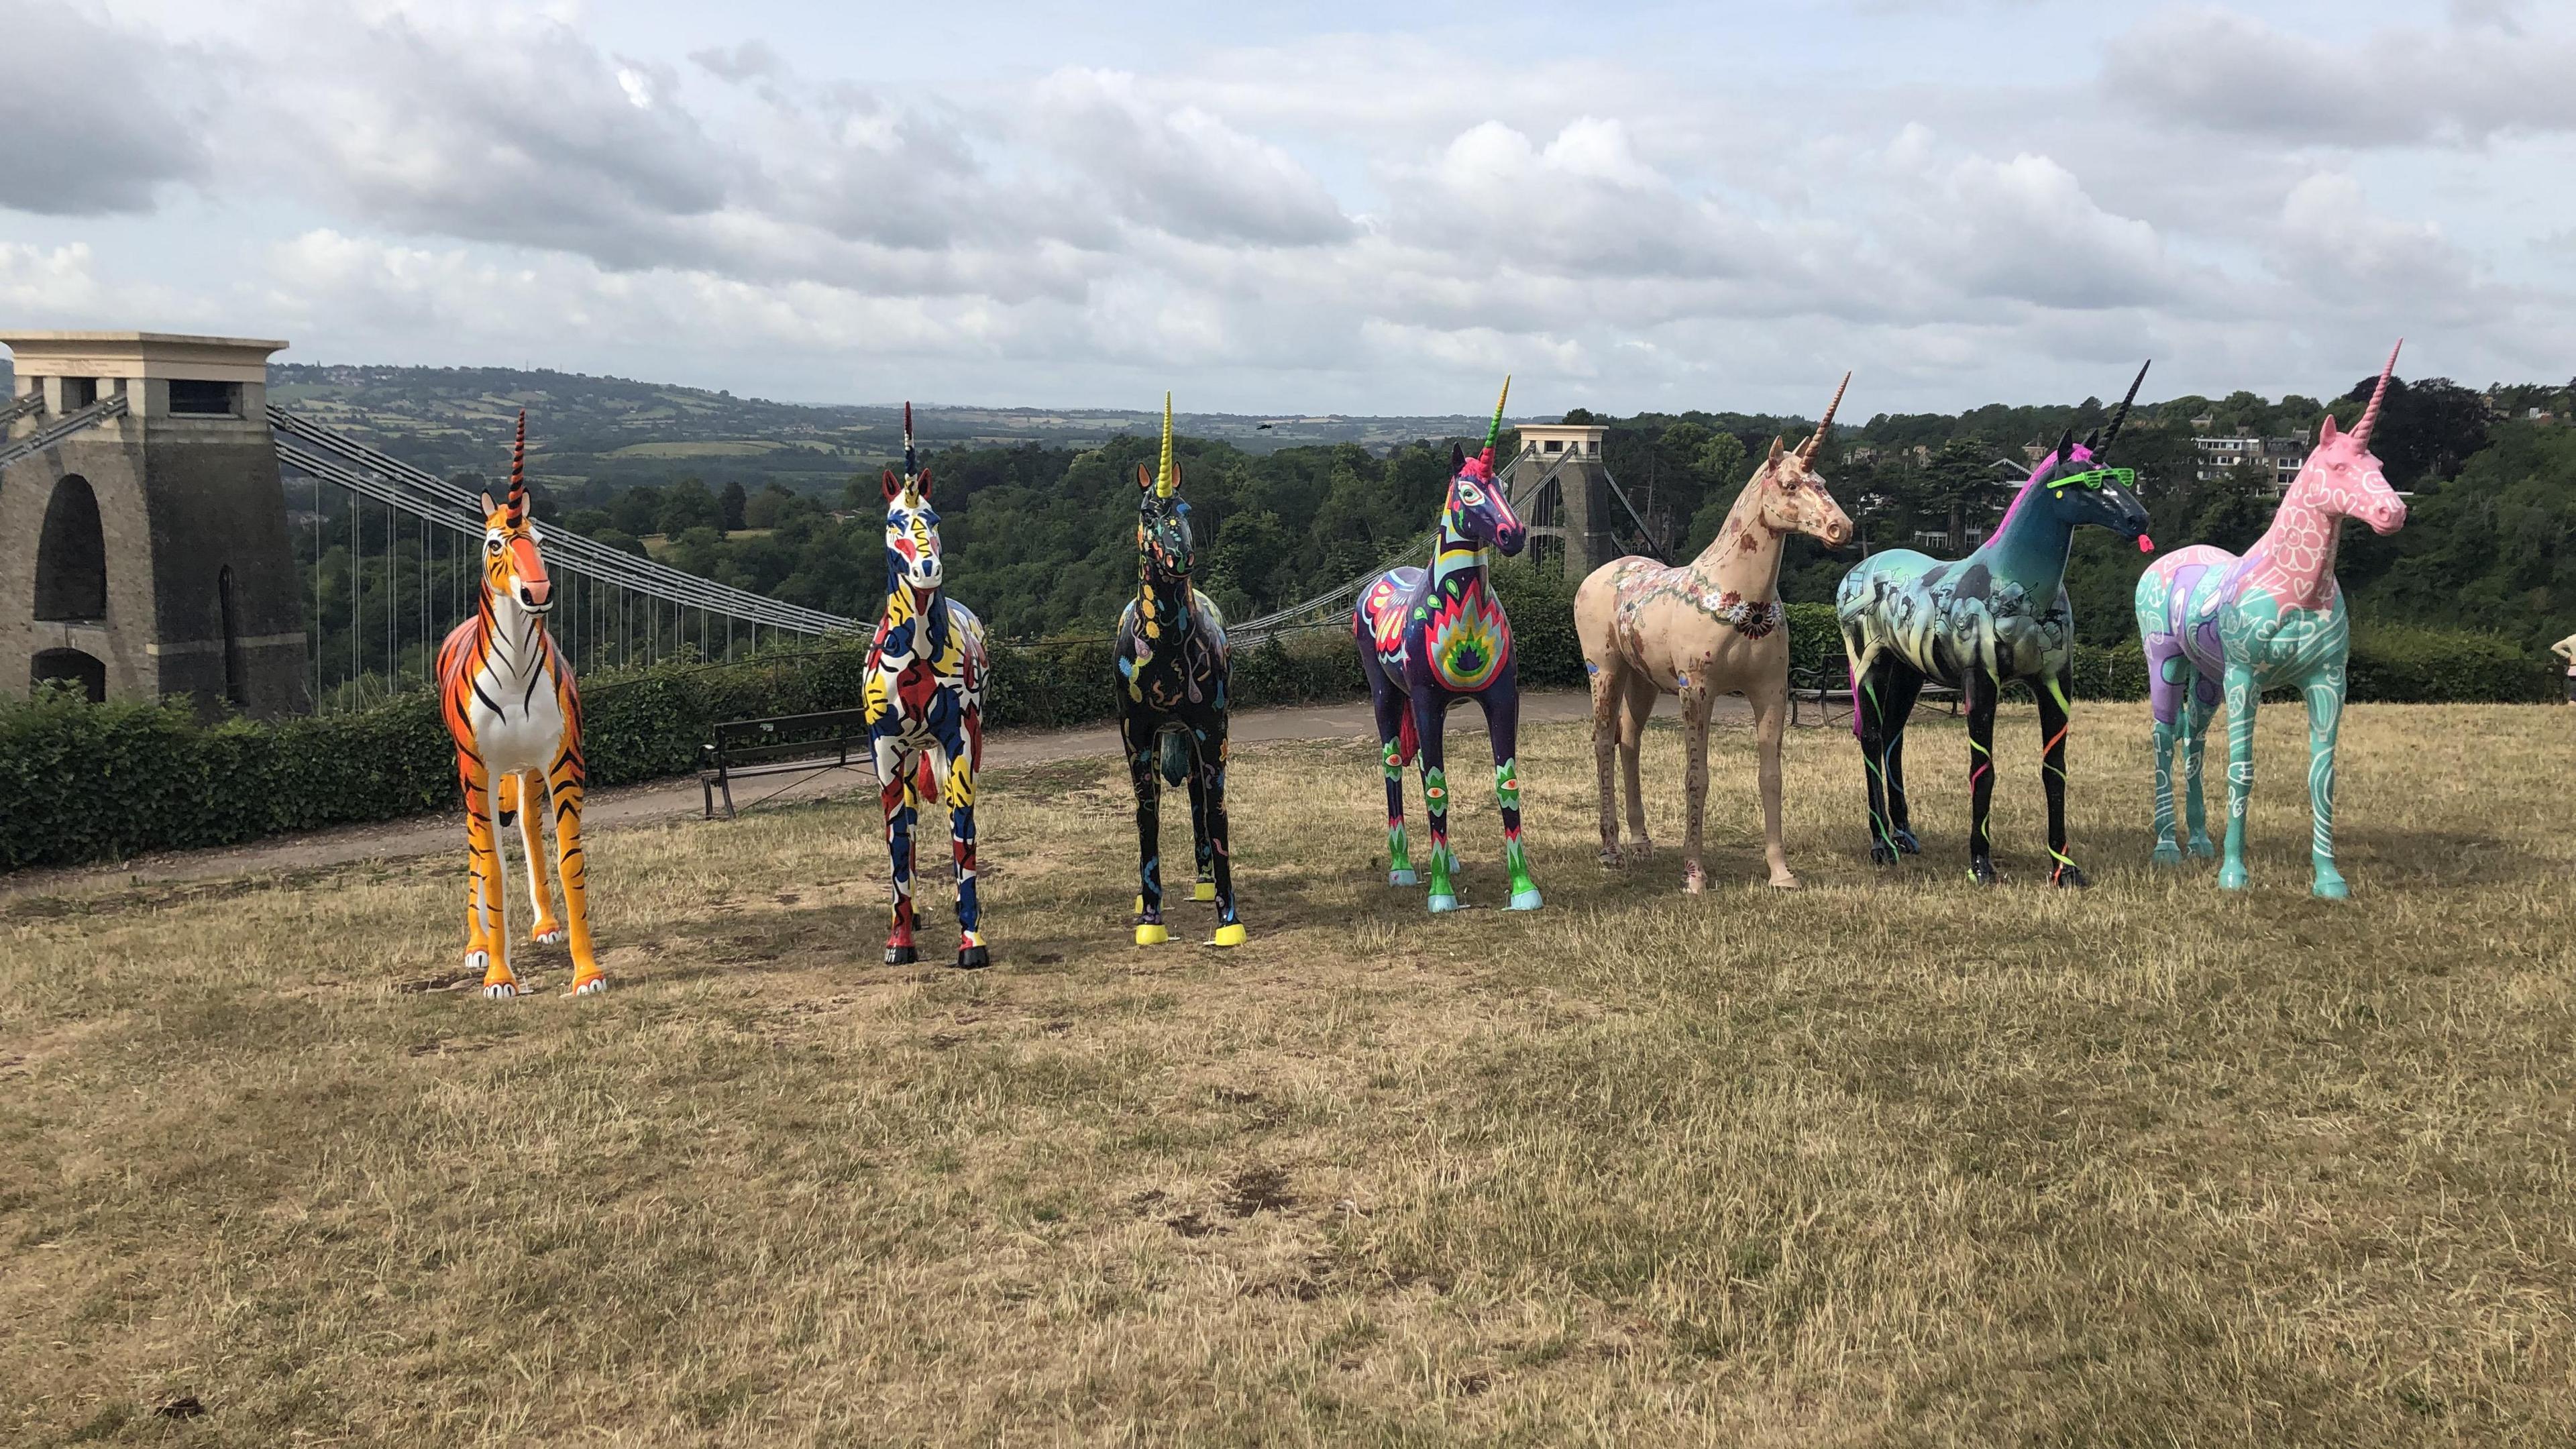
[2218,662,2258,891]
[1185,757,1218,902]
[472,770,519,998]
[2304,660,2349,900]
[1749,681,1796,889]
[545,749,602,994]
[2037,674,2085,888]
[504,772,566,945]
[1195,729,1247,945]
[1413,690,1460,913]
[1123,717,1167,946]
[933,741,989,969]
[874,736,921,964]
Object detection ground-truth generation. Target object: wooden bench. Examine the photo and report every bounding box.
[700,708,871,820]
[1788,663,1962,729]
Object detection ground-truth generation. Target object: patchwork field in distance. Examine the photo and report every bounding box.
[3,704,2569,1446]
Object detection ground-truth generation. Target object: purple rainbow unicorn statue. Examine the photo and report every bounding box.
[2133,342,2409,898]
[1354,378,1539,914]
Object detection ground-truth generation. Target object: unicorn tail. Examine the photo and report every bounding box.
[1158,728,1191,788]
[1396,709,1420,768]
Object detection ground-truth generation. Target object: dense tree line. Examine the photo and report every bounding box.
[526,375,2576,654]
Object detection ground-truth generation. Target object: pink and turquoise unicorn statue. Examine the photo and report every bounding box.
[1355,378,1540,914]
[2133,342,2409,898]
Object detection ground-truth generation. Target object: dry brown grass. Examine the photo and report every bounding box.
[3,702,2572,1446]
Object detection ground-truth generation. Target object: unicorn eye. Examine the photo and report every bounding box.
[486,537,502,554]
[1456,481,1486,506]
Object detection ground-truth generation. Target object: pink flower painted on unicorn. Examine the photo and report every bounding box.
[2133,342,2410,898]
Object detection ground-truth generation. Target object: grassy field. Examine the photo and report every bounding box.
[4,703,2571,1445]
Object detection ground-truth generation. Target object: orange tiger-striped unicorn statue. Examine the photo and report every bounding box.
[435,412,602,1000]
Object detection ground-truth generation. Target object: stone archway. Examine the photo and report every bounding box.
[31,647,107,702]
[33,474,107,621]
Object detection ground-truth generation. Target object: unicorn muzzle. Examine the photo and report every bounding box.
[517,577,554,611]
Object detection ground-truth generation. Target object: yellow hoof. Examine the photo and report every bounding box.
[1135,924,1169,946]
[1210,924,1248,948]
[1192,881,1218,902]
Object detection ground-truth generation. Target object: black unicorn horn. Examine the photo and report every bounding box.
[2100,359,2151,458]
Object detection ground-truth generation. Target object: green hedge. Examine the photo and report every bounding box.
[1,586,2553,871]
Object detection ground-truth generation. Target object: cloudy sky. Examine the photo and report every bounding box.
[3,0,2569,416]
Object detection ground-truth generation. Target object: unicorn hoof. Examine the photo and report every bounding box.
[1597,847,1620,867]
[1507,888,1544,911]
[2051,864,2091,890]
[2217,865,2249,892]
[1892,828,1921,855]
[1969,859,2000,886]
[2188,837,2216,859]
[482,981,519,1000]
[1209,924,1248,948]
[884,944,918,965]
[1426,894,1460,914]
[1768,873,1801,891]
[1135,924,1169,946]
[530,928,566,947]
[2151,844,2183,866]
[571,974,606,996]
[1388,869,1417,887]
[1682,872,1706,896]
[1192,881,1218,903]
[2312,876,2349,901]
[955,944,991,970]
[1629,839,1656,860]
[1869,843,1898,867]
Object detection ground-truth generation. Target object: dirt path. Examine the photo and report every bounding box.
[7,689,1761,898]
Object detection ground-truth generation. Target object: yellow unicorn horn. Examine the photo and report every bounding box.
[1157,392,1177,498]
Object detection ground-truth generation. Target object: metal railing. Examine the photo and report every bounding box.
[0,393,127,472]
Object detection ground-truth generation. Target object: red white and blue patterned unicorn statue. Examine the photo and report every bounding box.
[863,404,993,969]
[2133,342,2409,898]
[1355,378,1540,914]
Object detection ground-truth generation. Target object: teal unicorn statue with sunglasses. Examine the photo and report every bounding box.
[1835,362,2156,886]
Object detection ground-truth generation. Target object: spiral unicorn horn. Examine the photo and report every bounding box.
[901,401,921,504]
[1798,371,1851,462]
[1481,375,1511,467]
[1157,391,1177,498]
[506,411,528,527]
[2352,339,2402,449]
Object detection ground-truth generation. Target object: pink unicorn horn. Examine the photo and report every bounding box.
[1798,372,1851,462]
[2352,339,2402,449]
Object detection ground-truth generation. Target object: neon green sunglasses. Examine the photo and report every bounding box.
[2048,466,2135,492]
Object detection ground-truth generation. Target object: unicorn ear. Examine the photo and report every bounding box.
[1138,463,1155,493]
[2318,412,2341,445]
[1766,436,1787,466]
[881,469,903,502]
[2082,427,2100,451]
[2054,427,2076,461]
[914,469,934,502]
[1450,441,1466,474]
[481,492,499,517]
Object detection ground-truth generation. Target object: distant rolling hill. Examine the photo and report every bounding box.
[244,363,1513,498]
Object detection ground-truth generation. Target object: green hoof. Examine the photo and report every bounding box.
[1427,894,1460,914]
[2312,876,2349,901]
[2151,843,2182,866]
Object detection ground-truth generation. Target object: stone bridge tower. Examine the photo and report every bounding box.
[1505,421,1615,582]
[1,331,307,718]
